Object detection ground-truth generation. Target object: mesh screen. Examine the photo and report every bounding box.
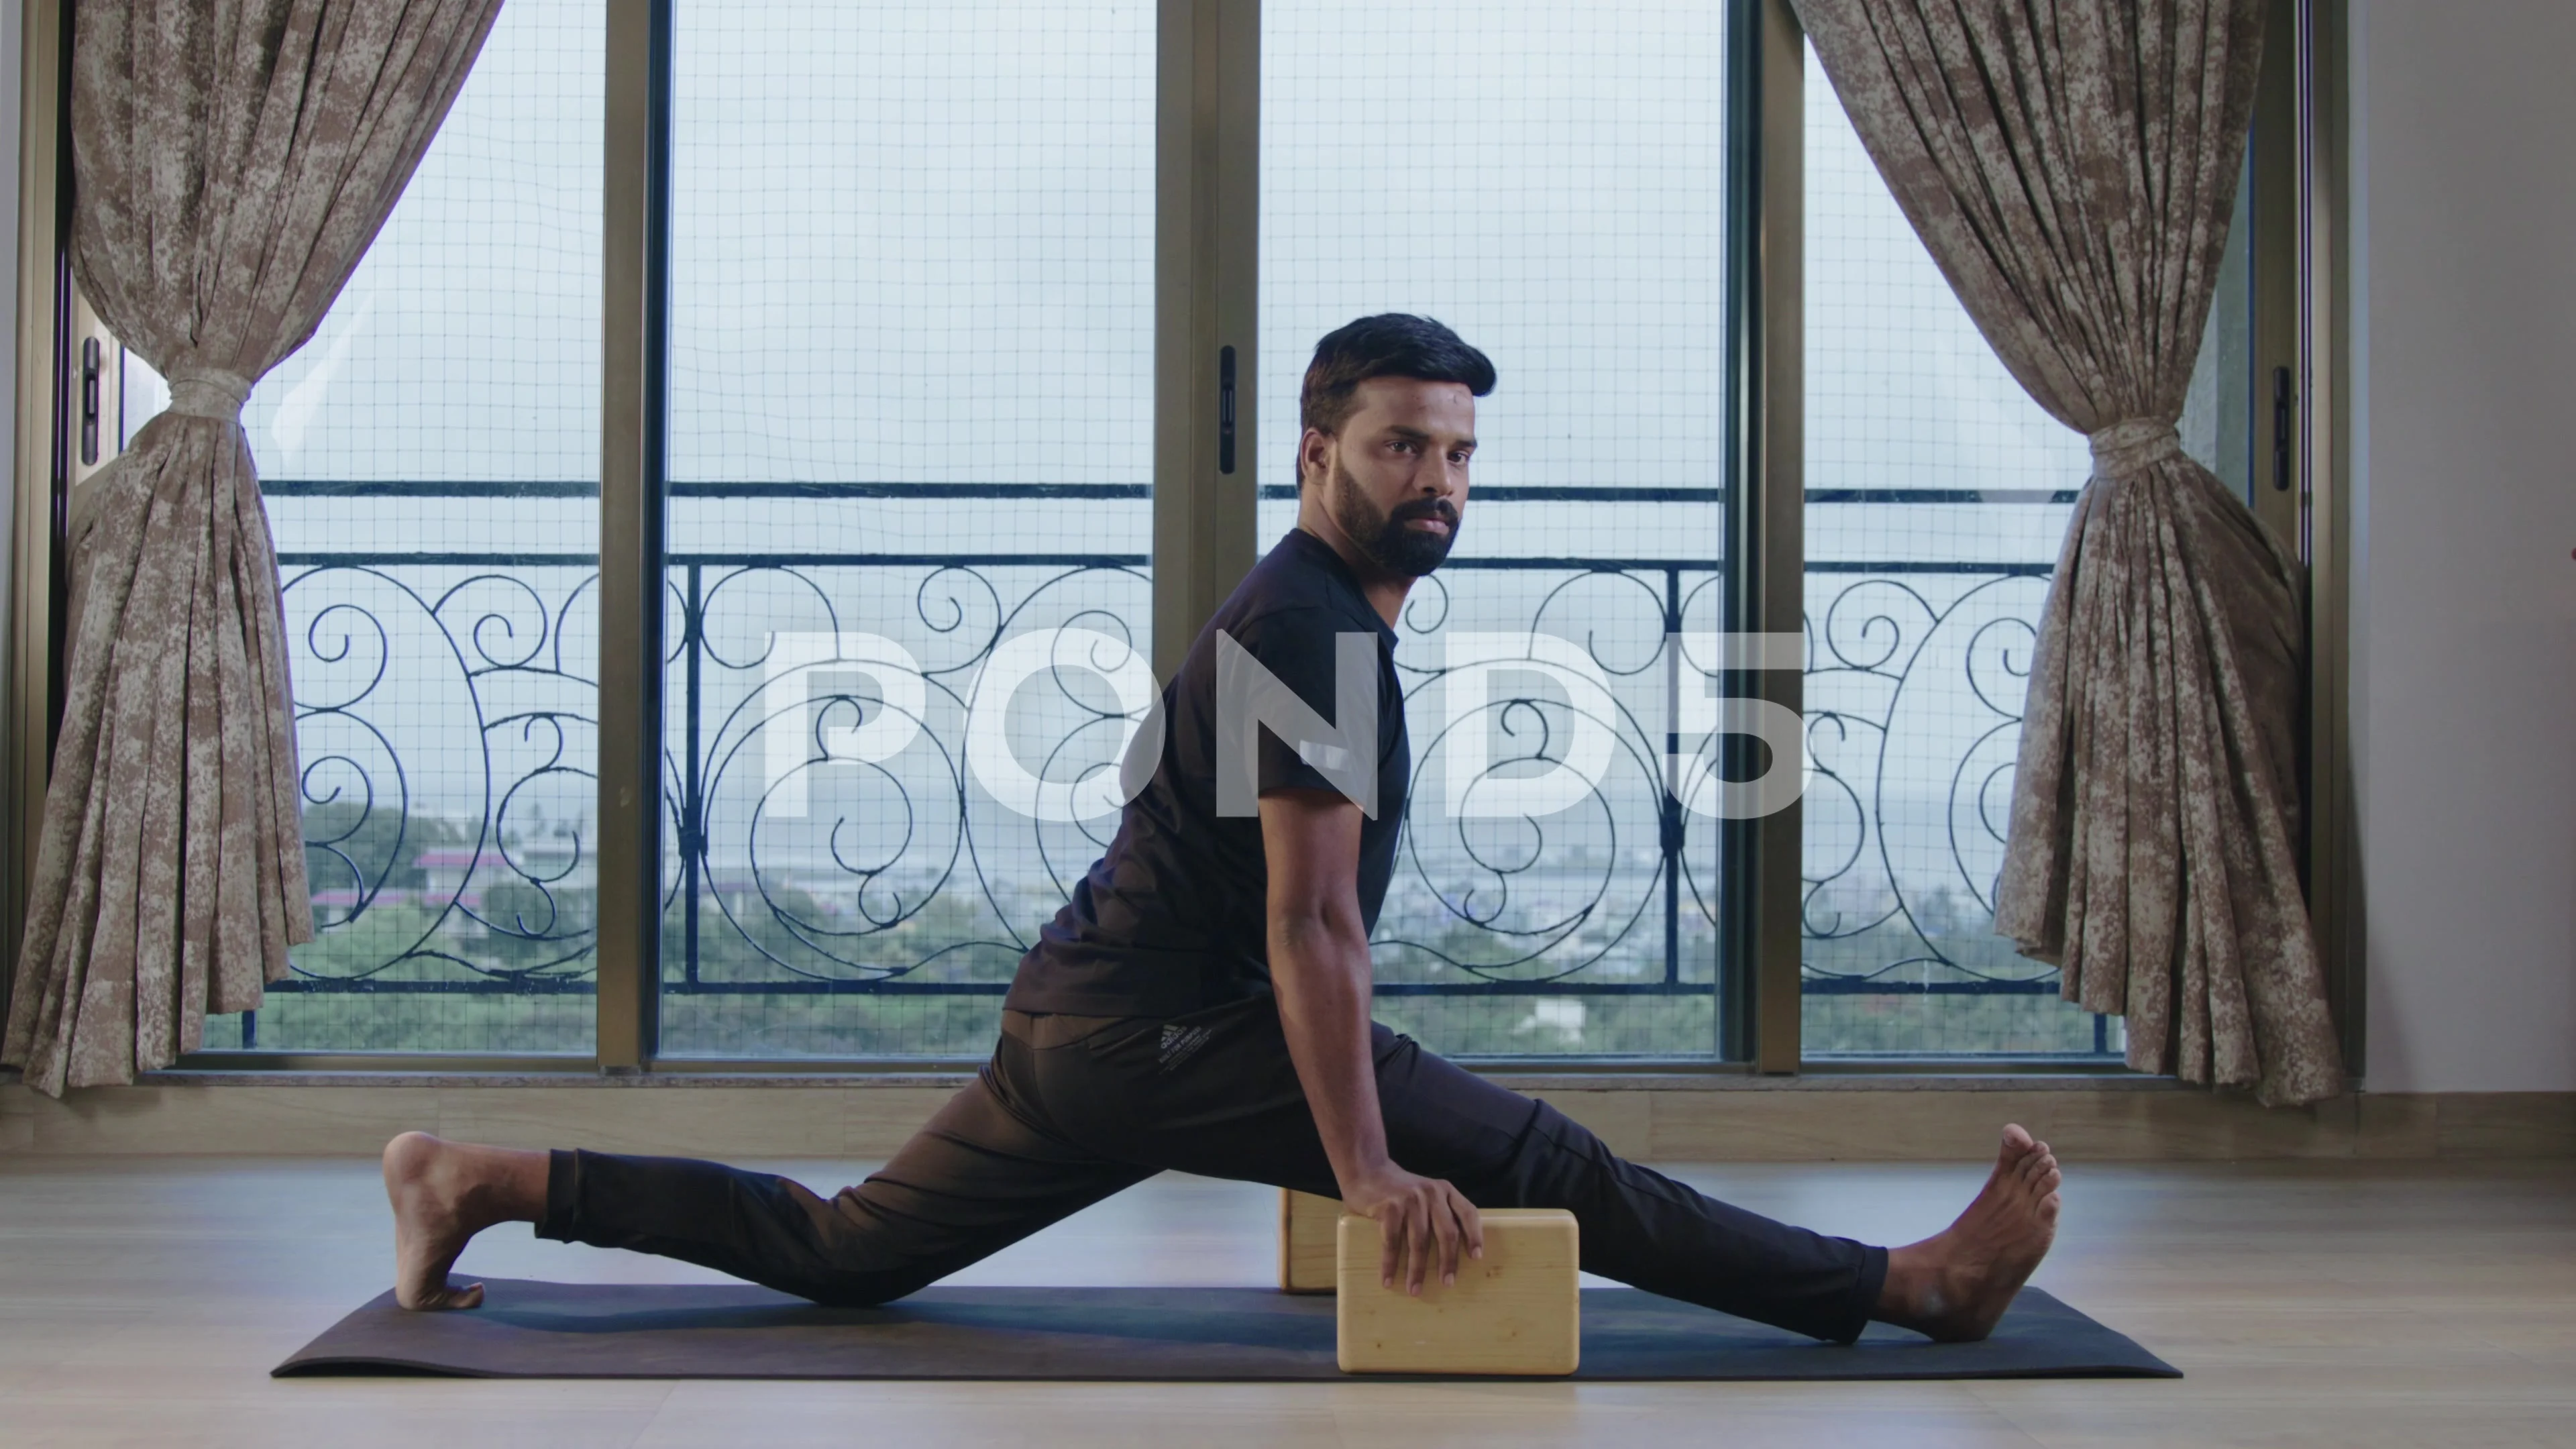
[1802,41,2245,1057]
[174,7,2259,1063]
[1263,1,1732,1059]
[657,1,1155,1057]
[185,0,604,1055]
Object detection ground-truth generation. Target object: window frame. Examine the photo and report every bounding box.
[0,0,2327,1077]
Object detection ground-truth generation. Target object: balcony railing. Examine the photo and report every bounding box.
[244,479,2110,1058]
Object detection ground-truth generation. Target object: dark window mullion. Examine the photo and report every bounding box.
[596,0,674,1070]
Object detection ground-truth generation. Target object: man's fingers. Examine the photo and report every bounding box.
[1361,1178,1483,1293]
[1450,1183,1485,1261]
[1431,1193,1462,1286]
[1406,1197,1433,1295]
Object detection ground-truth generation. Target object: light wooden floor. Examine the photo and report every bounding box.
[1,1154,2570,1448]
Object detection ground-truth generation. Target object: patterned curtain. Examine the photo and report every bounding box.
[4,0,504,1094]
[1796,0,2343,1104]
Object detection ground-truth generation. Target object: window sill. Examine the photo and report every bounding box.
[121,1062,2169,1091]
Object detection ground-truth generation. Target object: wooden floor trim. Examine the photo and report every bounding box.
[3,1078,2567,1160]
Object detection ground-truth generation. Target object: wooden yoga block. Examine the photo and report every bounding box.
[1279,1189,1341,1294]
[1335,1208,1580,1376]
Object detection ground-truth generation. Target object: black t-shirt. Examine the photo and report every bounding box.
[1003,528,1408,1018]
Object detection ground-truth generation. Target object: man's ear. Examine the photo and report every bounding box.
[1299,427,1332,488]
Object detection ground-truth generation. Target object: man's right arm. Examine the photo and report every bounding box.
[1258,786,1481,1294]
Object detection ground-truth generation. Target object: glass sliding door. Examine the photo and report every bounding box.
[659,1,1157,1056]
[1260,1,1734,1058]
[199,0,605,1055]
[159,0,2286,1069]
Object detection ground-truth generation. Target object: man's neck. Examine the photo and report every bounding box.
[1292,513,1411,629]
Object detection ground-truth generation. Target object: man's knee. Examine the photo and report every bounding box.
[746,1181,957,1307]
[791,1266,942,1309]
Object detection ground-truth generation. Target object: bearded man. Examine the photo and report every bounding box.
[381,314,2061,1344]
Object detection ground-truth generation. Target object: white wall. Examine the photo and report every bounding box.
[2351,0,2576,1091]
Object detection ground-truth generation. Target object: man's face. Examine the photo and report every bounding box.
[1302,376,1477,578]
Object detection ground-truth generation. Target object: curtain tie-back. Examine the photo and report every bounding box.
[2087,417,2185,477]
[164,368,254,421]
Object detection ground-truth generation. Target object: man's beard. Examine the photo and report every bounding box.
[1326,456,1460,577]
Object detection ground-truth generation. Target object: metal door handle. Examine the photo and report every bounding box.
[2271,366,2294,492]
[1218,345,1237,475]
[79,337,101,467]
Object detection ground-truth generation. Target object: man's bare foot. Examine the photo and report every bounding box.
[1875,1124,2061,1342]
[383,1132,547,1311]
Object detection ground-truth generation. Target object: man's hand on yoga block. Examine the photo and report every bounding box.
[1336,1209,1580,1376]
[1336,1165,1483,1294]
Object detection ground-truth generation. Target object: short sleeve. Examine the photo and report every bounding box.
[1232,608,1360,798]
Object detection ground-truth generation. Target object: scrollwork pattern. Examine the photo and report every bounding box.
[667,561,1152,987]
[273,541,2082,1032]
[280,564,598,985]
[1802,572,2055,988]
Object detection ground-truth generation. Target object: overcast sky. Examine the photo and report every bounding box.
[163,1,2190,994]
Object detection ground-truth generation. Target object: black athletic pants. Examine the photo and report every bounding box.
[538,998,1889,1343]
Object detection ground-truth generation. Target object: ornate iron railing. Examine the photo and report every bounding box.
[246,480,2108,1056]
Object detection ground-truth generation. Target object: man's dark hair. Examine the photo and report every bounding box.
[1298,314,1496,473]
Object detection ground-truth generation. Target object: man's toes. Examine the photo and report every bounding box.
[2037,1191,2062,1224]
[2000,1124,2036,1157]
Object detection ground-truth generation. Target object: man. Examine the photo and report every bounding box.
[384,315,2060,1344]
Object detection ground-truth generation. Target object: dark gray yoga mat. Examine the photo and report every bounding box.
[274,1279,2178,1381]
